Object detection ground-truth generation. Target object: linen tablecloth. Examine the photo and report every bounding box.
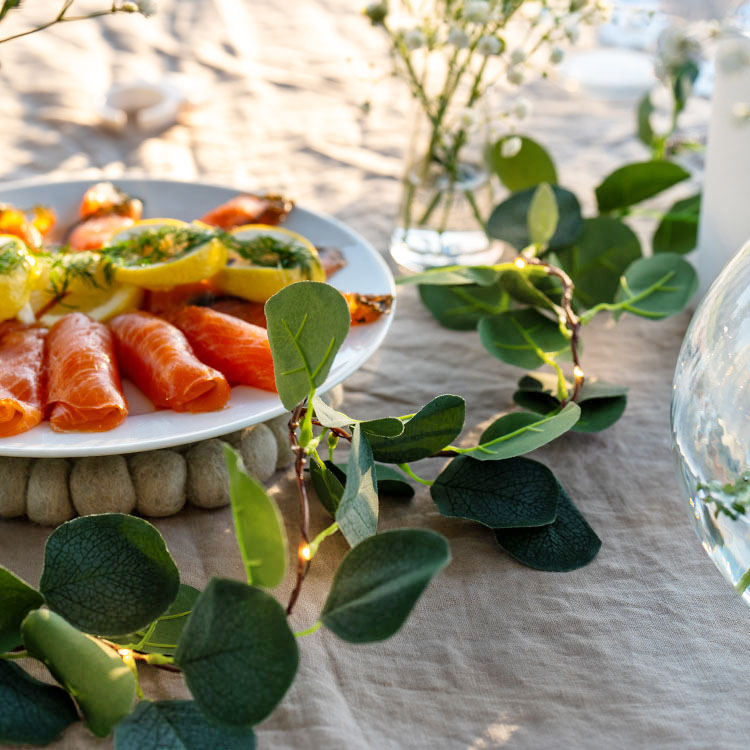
[1,2,748,748]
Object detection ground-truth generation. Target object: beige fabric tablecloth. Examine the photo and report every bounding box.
[2,2,748,748]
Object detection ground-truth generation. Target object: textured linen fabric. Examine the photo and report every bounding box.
[1,2,748,749]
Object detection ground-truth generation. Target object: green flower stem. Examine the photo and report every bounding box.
[398,462,434,486]
[309,521,339,557]
[156,610,192,622]
[120,650,145,700]
[134,620,158,651]
[465,189,487,233]
[144,653,175,667]
[0,650,29,660]
[417,189,444,226]
[294,621,322,638]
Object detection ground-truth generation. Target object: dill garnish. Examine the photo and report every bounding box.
[220,232,314,273]
[101,226,216,268]
[0,241,24,276]
[47,251,105,299]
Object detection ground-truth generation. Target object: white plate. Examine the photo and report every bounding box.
[0,177,395,457]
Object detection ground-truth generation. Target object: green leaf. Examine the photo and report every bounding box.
[0,660,79,746]
[418,282,506,330]
[321,529,451,643]
[478,309,570,370]
[367,394,466,463]
[636,92,655,147]
[499,266,560,311]
[373,464,415,499]
[431,456,559,528]
[462,403,580,461]
[318,462,414,508]
[614,253,697,320]
[0,0,21,23]
[653,194,701,255]
[175,578,298,730]
[311,395,404,437]
[396,266,501,287]
[494,483,601,571]
[224,443,287,588]
[0,567,43,653]
[310,461,345,516]
[556,217,642,307]
[114,700,256,750]
[527,183,559,246]
[595,161,690,213]
[490,135,558,192]
[335,424,379,547]
[265,281,351,410]
[22,608,136,738]
[40,513,180,635]
[487,185,583,252]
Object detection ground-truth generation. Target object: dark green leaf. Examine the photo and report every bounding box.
[462,403,580,461]
[114,700,256,750]
[22,608,136,738]
[418,282,506,330]
[527,183,559,246]
[325,461,414,502]
[311,395,404,437]
[321,529,450,643]
[367,395,466,463]
[494,483,601,571]
[336,425,379,547]
[478,309,570,370]
[490,135,558,192]
[40,513,180,635]
[310,461,345,515]
[595,161,690,213]
[224,444,287,588]
[396,265,501,287]
[614,253,697,319]
[0,567,43,653]
[556,217,642,307]
[487,185,583,251]
[175,578,298,729]
[0,0,21,23]
[636,92,655,146]
[431,456,559,528]
[265,281,351,410]
[499,266,559,311]
[0,660,79,746]
[653,194,700,255]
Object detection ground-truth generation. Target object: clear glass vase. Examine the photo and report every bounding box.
[672,239,750,602]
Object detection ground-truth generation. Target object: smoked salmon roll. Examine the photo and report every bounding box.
[0,326,46,437]
[46,313,128,432]
[110,311,230,413]
[169,306,276,392]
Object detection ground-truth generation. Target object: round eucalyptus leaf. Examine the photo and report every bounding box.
[419,282,506,330]
[321,529,451,643]
[40,513,180,635]
[653,194,700,255]
[0,566,43,653]
[595,160,689,213]
[489,135,558,192]
[431,456,559,528]
[499,266,560,311]
[310,461,345,516]
[175,578,298,730]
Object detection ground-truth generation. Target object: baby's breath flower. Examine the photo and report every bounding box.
[731,102,750,122]
[464,0,490,24]
[477,34,502,56]
[448,25,470,49]
[403,27,426,50]
[509,48,526,66]
[120,1,138,10]
[507,66,524,85]
[564,19,581,43]
[501,136,523,159]
[136,0,157,16]
[549,45,565,64]
[459,108,478,129]
[513,97,532,121]
[364,1,388,26]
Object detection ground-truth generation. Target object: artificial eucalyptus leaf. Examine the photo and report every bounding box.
[39,513,179,635]
[265,281,350,410]
[321,529,451,643]
[462,403,580,461]
[494,484,601,571]
[637,92,655,146]
[478,309,570,370]
[556,217,642,307]
[114,700,256,750]
[614,253,697,319]
[0,566,43,653]
[0,659,79,746]
[327,461,414,500]
[396,265,501,286]
[431,456,559,528]
[487,185,583,251]
[489,135,558,192]
[653,193,700,255]
[224,443,287,588]
[336,424,379,547]
[367,394,466,463]
[499,266,559,311]
[311,395,404,437]
[595,160,690,213]
[418,282,506,330]
[22,609,136,738]
[310,461,345,516]
[175,578,299,730]
[527,183,559,246]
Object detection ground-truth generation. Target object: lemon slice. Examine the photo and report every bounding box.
[0,235,40,321]
[213,224,325,303]
[38,284,143,328]
[103,220,227,289]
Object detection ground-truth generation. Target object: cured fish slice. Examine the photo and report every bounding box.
[68,214,135,251]
[199,194,293,230]
[169,306,276,393]
[110,311,230,413]
[46,312,128,432]
[0,326,46,437]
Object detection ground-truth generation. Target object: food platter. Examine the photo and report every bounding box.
[0,177,396,458]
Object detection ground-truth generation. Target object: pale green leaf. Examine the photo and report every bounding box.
[527,183,559,246]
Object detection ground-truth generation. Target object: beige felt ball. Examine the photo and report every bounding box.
[264,413,295,470]
[222,430,244,449]
[26,459,75,526]
[69,456,136,516]
[0,457,32,518]
[185,439,231,509]
[128,450,187,517]
[238,424,278,483]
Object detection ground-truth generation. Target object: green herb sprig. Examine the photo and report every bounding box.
[0,241,24,276]
[220,231,315,273]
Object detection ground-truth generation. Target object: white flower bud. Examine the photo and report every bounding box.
[403,28,426,50]
[136,0,157,16]
[500,136,523,159]
[510,48,526,65]
[731,101,750,122]
[564,20,581,43]
[464,0,490,24]
[507,66,524,85]
[550,45,565,64]
[459,108,478,129]
[448,25,470,49]
[513,97,532,121]
[477,35,502,56]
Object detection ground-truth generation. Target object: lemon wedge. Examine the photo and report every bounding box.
[0,235,40,321]
[38,284,143,328]
[213,224,325,303]
[103,220,227,289]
